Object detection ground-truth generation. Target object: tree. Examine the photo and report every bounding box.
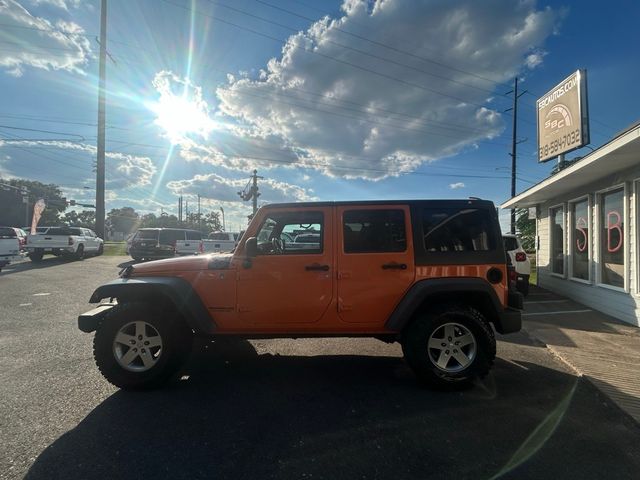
[0,178,67,227]
[516,208,535,252]
[64,210,96,229]
[107,207,139,234]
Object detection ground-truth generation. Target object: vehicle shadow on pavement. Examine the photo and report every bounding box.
[0,255,75,275]
[25,341,640,480]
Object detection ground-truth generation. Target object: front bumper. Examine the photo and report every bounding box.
[78,303,115,332]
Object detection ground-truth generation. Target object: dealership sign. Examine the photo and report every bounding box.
[537,70,590,162]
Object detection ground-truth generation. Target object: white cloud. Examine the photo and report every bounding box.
[166,173,315,204]
[28,0,82,10]
[214,0,558,180]
[0,0,92,77]
[0,139,156,188]
[449,182,465,189]
[525,50,546,69]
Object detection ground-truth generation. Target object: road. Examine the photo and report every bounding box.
[1,255,639,479]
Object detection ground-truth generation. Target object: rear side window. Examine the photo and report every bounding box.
[0,227,17,238]
[503,236,519,251]
[422,208,497,252]
[135,230,159,240]
[46,227,72,236]
[186,230,202,240]
[209,233,229,241]
[159,230,186,245]
[343,209,407,253]
[69,228,83,235]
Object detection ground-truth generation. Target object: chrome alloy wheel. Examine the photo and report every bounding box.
[113,321,163,372]
[427,322,477,373]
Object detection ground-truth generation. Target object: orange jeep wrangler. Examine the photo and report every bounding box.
[79,200,523,390]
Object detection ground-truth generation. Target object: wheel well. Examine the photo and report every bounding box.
[410,291,498,328]
[114,294,191,330]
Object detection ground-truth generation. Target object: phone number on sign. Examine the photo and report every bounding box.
[540,128,581,159]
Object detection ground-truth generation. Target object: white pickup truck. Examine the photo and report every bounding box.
[0,227,25,272]
[202,232,240,253]
[26,226,104,262]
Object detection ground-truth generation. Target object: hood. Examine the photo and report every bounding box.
[130,253,233,275]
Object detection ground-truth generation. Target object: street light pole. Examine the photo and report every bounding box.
[95,0,107,239]
[220,207,225,232]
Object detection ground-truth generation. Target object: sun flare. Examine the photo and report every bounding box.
[149,92,215,143]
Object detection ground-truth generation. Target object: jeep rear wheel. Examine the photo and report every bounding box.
[93,302,193,390]
[402,305,495,389]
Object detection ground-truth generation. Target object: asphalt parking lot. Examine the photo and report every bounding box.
[1,255,640,479]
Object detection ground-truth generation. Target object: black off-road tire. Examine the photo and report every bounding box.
[28,250,43,262]
[401,305,496,390]
[93,302,193,390]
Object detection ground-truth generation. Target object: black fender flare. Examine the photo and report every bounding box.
[385,278,517,334]
[87,277,216,334]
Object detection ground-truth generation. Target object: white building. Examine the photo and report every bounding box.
[502,120,640,326]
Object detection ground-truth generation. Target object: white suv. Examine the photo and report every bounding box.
[503,234,531,296]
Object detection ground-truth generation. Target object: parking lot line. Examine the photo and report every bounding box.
[523,309,593,317]
[32,293,51,296]
[19,303,33,307]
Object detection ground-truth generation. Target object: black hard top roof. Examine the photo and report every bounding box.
[261,199,495,209]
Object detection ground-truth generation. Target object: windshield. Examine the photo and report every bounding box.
[134,230,158,240]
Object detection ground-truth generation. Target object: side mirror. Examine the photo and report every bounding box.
[245,237,258,258]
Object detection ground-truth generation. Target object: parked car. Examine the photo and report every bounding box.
[0,227,26,271]
[202,231,240,253]
[129,228,203,261]
[26,226,104,261]
[503,234,531,296]
[79,199,523,390]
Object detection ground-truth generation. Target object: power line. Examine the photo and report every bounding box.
[197,0,505,98]
[157,0,497,110]
[252,0,514,89]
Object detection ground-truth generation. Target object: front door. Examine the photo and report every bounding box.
[337,206,415,326]
[237,208,333,327]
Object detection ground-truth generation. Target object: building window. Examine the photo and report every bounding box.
[550,206,565,275]
[599,188,624,288]
[570,199,590,280]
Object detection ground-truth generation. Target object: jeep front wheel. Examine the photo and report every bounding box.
[402,305,496,389]
[93,302,192,390]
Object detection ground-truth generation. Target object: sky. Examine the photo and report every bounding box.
[0,0,639,232]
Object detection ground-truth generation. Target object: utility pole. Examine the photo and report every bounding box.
[178,195,182,223]
[505,77,527,234]
[220,207,225,232]
[197,194,201,231]
[95,0,107,239]
[237,169,263,217]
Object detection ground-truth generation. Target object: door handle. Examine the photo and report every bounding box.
[305,263,330,271]
[382,262,407,270]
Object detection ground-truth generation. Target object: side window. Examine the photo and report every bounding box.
[422,208,496,252]
[159,230,186,245]
[255,211,323,255]
[343,209,406,253]
[186,230,202,240]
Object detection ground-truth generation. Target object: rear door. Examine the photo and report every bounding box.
[337,205,415,326]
